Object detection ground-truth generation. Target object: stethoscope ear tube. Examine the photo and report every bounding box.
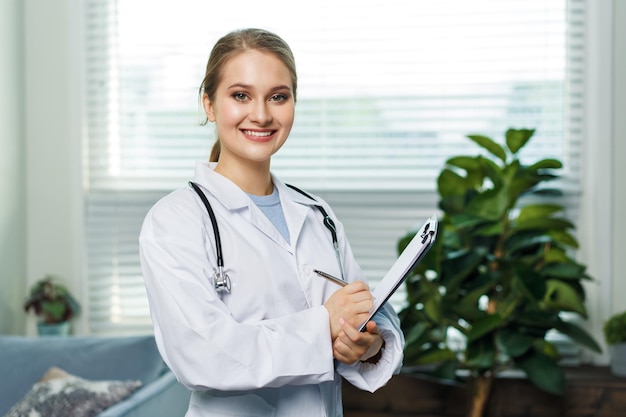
[286,184,345,281]
[189,181,230,293]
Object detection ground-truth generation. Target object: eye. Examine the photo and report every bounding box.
[269,94,289,103]
[232,92,249,102]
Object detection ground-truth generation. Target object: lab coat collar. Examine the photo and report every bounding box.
[192,162,320,210]
[193,162,250,210]
[192,162,319,251]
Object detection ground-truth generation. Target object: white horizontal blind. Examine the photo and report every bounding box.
[84,0,584,334]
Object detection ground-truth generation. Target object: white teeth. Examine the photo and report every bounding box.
[243,130,272,137]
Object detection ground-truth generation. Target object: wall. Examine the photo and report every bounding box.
[22,0,86,334]
[612,0,626,316]
[0,0,26,334]
[578,0,626,363]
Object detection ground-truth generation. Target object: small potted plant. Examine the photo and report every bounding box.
[603,310,626,377]
[24,275,81,336]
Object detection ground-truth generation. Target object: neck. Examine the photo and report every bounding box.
[214,159,273,196]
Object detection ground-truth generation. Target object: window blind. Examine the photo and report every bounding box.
[84,0,585,335]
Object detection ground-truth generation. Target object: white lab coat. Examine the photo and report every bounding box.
[139,162,404,417]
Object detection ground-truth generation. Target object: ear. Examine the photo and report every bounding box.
[202,93,216,122]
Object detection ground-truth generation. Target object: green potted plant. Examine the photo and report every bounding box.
[398,128,601,417]
[24,275,81,336]
[603,310,626,377]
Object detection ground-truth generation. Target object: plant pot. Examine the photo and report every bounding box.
[609,343,626,377]
[37,321,71,336]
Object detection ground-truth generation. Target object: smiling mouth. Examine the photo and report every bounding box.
[242,129,275,140]
[242,130,273,137]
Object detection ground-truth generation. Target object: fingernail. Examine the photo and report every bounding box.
[339,318,345,325]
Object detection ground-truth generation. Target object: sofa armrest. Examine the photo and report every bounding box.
[98,371,190,417]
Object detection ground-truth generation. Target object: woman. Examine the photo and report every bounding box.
[139,28,404,417]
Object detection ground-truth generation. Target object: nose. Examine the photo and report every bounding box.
[249,100,272,125]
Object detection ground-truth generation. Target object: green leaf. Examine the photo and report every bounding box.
[468,135,507,162]
[554,320,602,353]
[517,351,566,395]
[498,328,534,357]
[528,158,563,171]
[515,266,547,301]
[543,279,587,316]
[475,221,504,236]
[439,195,466,215]
[438,168,468,198]
[535,339,561,359]
[411,347,458,365]
[548,230,579,249]
[404,321,429,346]
[446,156,482,171]
[424,296,443,323]
[505,233,552,254]
[517,204,564,222]
[466,187,510,220]
[543,247,570,264]
[465,337,496,368]
[479,156,504,188]
[467,314,503,342]
[449,213,489,229]
[41,301,67,321]
[447,157,485,190]
[441,248,488,291]
[532,188,563,197]
[505,128,535,154]
[514,217,574,232]
[541,262,587,280]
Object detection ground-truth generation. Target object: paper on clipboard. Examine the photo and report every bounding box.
[358,215,438,332]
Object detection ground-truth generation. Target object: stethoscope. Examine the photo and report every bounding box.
[189,181,344,296]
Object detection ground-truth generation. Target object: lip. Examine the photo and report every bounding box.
[240,129,276,143]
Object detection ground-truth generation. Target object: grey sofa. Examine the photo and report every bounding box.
[0,335,190,417]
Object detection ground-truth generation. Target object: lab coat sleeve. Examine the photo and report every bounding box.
[139,192,336,392]
[321,202,405,392]
[336,304,405,392]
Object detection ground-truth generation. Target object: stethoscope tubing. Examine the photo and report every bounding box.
[189,181,224,269]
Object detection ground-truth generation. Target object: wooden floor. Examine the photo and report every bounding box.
[342,366,626,417]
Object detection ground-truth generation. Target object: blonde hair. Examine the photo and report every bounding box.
[199,28,298,162]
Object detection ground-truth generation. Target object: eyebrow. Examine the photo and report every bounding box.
[227,83,292,93]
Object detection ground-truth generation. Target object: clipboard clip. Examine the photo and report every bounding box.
[420,219,434,243]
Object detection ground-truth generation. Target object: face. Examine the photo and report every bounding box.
[203,49,295,169]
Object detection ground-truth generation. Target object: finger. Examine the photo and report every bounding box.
[333,333,358,364]
[342,280,370,294]
[345,312,371,329]
[340,317,375,346]
[364,320,380,335]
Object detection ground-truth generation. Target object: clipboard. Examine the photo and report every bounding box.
[358,215,438,332]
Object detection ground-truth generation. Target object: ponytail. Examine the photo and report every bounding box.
[210,140,221,162]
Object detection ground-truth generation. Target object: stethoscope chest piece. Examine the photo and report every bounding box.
[213,266,231,293]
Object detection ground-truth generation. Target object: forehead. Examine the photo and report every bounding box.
[219,49,293,89]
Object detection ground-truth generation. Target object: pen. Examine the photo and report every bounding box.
[313,269,347,287]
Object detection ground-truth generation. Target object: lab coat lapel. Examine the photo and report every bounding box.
[193,163,294,252]
[274,179,316,250]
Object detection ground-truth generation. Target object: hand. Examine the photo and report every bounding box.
[333,319,384,365]
[324,281,374,341]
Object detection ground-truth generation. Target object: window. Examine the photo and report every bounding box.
[84,0,585,335]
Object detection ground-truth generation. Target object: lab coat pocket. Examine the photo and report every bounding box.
[189,390,276,417]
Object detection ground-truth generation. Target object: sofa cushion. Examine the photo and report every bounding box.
[4,366,142,417]
[0,335,166,416]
